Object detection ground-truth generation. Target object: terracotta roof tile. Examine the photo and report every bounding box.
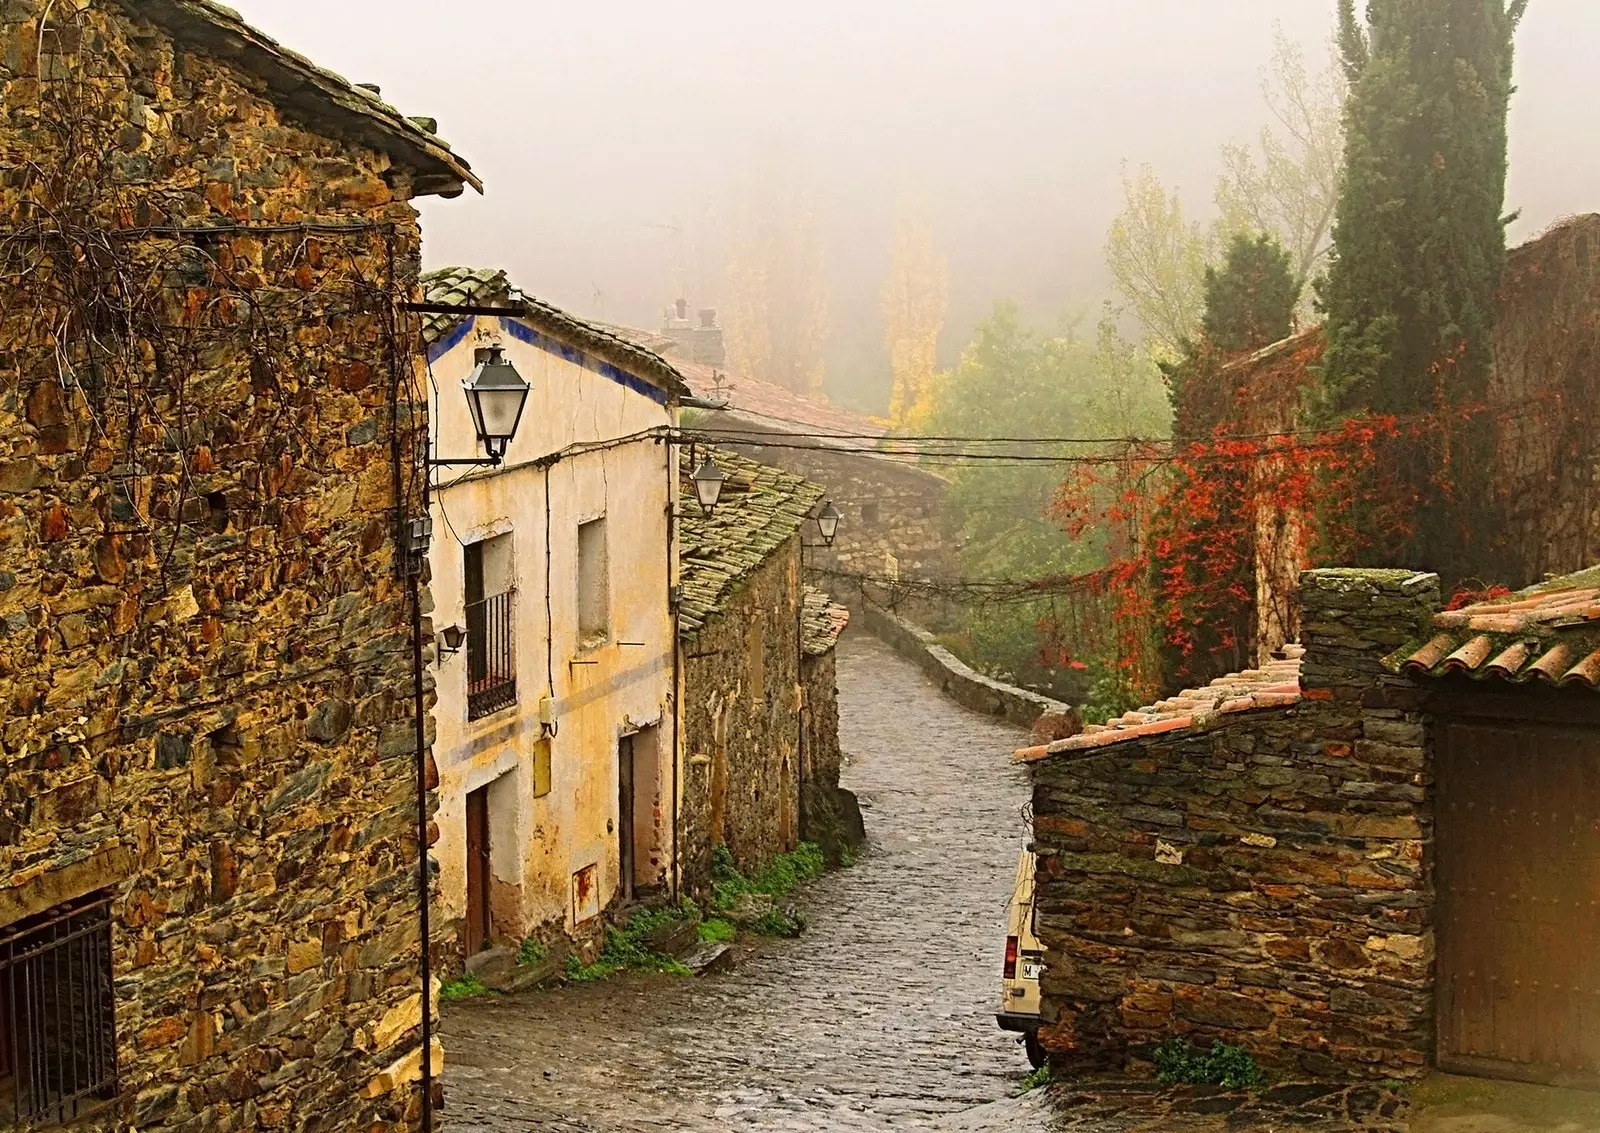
[1015,646,1304,763]
[1442,635,1495,672]
[1393,564,1600,690]
[1563,649,1600,689]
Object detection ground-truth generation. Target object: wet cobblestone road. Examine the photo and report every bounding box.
[442,631,1036,1131]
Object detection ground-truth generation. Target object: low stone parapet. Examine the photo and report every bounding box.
[859,601,1070,728]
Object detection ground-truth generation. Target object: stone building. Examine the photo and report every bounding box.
[613,312,951,588]
[0,1,473,1129]
[1018,565,1600,1087]
[419,268,685,959]
[676,449,853,891]
[1189,215,1600,663]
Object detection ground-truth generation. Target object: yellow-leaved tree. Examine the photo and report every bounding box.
[881,200,949,430]
[724,154,829,396]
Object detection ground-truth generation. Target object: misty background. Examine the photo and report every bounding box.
[243,0,1600,414]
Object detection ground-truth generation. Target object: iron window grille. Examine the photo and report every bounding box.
[0,892,118,1125]
[466,589,517,720]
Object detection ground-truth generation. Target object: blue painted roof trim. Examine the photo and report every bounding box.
[427,314,670,407]
[500,318,671,406]
[426,315,474,363]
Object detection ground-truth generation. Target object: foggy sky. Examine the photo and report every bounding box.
[240,0,1600,408]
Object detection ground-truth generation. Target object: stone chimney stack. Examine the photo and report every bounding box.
[693,307,725,367]
[660,299,725,367]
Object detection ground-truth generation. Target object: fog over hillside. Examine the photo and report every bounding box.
[241,0,1600,411]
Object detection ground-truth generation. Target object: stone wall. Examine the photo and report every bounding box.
[0,5,441,1129]
[712,429,949,582]
[1032,569,1441,1081]
[863,602,1069,728]
[680,541,804,893]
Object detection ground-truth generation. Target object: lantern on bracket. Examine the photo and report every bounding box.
[691,454,727,515]
[461,345,531,463]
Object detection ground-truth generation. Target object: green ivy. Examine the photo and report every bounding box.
[1152,1038,1264,1089]
[437,973,489,1002]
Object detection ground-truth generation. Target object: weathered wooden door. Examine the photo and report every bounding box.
[1437,718,1600,1086]
[464,786,491,954]
[618,737,635,905]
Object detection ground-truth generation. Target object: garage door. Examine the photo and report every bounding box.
[1437,719,1600,1086]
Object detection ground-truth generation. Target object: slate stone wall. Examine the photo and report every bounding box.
[1032,569,1441,1081]
[0,5,440,1129]
[680,542,804,893]
[712,431,949,582]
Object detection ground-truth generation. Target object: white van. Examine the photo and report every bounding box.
[996,849,1046,1068]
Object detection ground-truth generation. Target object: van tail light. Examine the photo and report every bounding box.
[1003,935,1019,979]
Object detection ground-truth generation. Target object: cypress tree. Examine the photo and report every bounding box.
[1315,0,1527,569]
[1202,232,1301,358]
[1164,231,1299,433]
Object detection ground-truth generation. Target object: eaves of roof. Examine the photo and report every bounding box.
[420,267,689,400]
[677,448,825,639]
[133,0,479,197]
[1015,647,1305,763]
[1390,564,1600,691]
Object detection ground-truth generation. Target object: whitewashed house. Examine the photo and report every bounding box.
[420,268,686,957]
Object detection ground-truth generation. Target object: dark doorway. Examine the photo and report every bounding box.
[1437,717,1600,1086]
[618,737,636,906]
[464,786,492,954]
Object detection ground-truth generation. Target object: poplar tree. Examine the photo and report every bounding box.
[1315,0,1527,567]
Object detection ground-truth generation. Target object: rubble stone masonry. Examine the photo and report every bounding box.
[680,545,805,893]
[0,3,448,1129]
[1032,569,1442,1081]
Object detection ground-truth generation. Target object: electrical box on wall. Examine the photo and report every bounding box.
[539,695,554,727]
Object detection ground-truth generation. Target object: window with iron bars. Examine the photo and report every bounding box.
[464,536,517,721]
[0,892,118,1124]
[466,589,518,719]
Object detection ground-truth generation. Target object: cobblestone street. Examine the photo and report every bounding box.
[442,631,1037,1131]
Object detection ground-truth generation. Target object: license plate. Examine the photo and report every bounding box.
[1021,961,1043,980]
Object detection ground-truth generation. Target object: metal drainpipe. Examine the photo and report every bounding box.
[408,440,436,1133]
[795,537,805,846]
[667,440,681,900]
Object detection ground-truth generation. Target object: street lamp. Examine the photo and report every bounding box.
[816,500,842,547]
[691,454,727,515]
[462,346,531,463]
[437,623,466,656]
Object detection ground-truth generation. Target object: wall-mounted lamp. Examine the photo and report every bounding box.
[816,500,842,547]
[437,623,466,656]
[691,454,727,515]
[462,346,531,463]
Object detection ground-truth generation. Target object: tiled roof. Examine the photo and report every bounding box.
[420,268,688,399]
[673,360,889,440]
[677,449,825,638]
[802,586,850,656]
[1394,565,1600,689]
[141,0,477,197]
[1014,647,1305,763]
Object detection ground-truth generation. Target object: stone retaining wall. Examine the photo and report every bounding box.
[1032,569,1441,1081]
[861,601,1068,728]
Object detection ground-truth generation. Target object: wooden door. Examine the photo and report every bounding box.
[618,738,635,905]
[1437,719,1600,1086]
[464,786,491,954]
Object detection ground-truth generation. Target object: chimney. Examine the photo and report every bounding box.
[661,298,695,359]
[692,308,725,367]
